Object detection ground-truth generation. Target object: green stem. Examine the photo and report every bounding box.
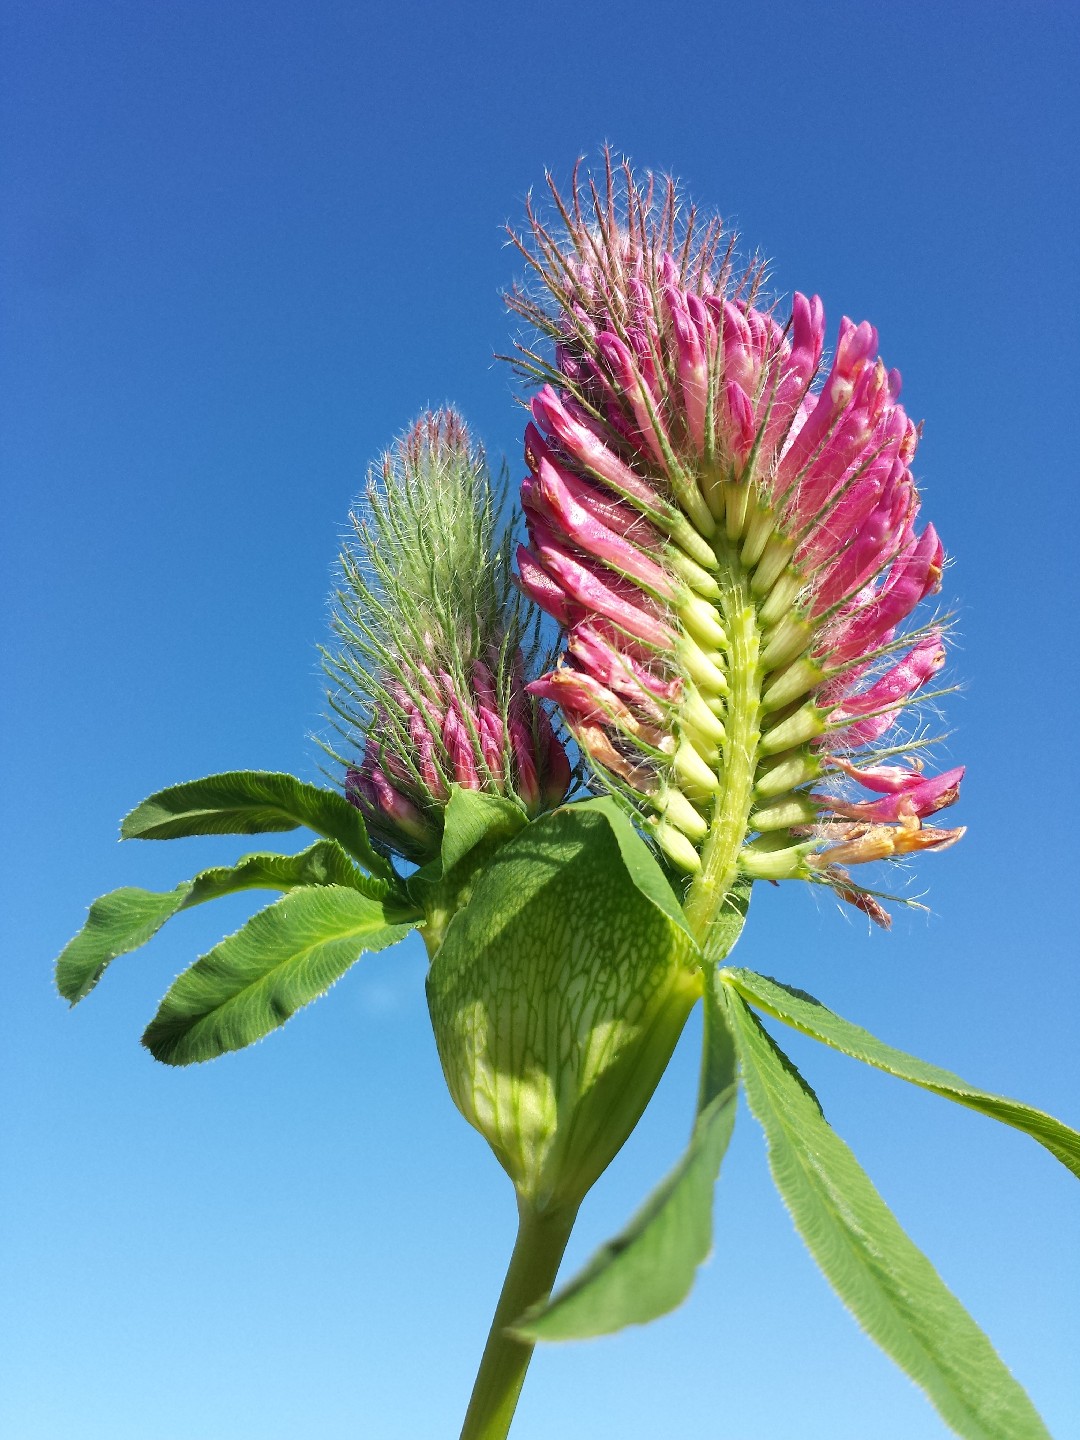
[459,1200,579,1440]
[684,558,762,951]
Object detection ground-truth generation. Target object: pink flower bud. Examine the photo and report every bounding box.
[331,408,571,861]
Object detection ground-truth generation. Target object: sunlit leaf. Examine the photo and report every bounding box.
[719,980,1051,1440]
[142,885,414,1064]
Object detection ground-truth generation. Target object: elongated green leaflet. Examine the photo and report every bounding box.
[142,885,415,1065]
[718,981,1051,1440]
[515,881,750,1340]
[515,964,738,1340]
[121,770,393,881]
[55,842,396,1005]
[726,968,1080,1181]
[57,886,193,1005]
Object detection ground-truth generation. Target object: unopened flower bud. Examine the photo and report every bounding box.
[325,410,571,862]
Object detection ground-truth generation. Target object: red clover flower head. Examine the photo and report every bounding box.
[325,409,570,862]
[509,157,963,936]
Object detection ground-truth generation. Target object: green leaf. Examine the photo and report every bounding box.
[57,886,194,1005]
[585,796,695,935]
[121,770,393,880]
[726,968,1080,1182]
[426,798,701,1208]
[437,788,527,876]
[513,868,751,1340]
[516,969,737,1340]
[142,885,414,1065]
[187,842,391,906]
[406,788,530,952]
[56,842,398,1005]
[718,980,1051,1440]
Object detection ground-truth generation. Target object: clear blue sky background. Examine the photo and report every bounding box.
[2,2,1078,1437]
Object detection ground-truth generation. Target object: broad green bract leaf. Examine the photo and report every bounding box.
[517,879,751,1340]
[121,771,392,880]
[516,961,738,1340]
[142,885,413,1065]
[726,968,1080,1181]
[718,981,1051,1440]
[427,797,700,1209]
[55,842,394,1005]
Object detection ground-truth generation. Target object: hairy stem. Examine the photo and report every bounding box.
[458,1200,579,1440]
[684,551,762,951]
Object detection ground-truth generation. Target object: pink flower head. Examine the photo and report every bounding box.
[507,155,962,929]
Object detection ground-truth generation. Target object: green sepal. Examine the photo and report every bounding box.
[142,885,415,1065]
[437,789,527,875]
[515,880,750,1340]
[56,842,394,1005]
[408,788,528,951]
[121,770,394,882]
[725,968,1080,1181]
[426,797,701,1210]
[717,979,1052,1440]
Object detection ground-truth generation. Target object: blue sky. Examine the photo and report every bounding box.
[2,2,1078,1437]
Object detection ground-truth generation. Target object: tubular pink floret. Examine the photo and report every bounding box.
[524,454,677,598]
[516,545,572,626]
[664,284,710,452]
[531,387,667,512]
[570,622,682,706]
[524,424,656,541]
[528,519,677,648]
[347,646,571,859]
[825,525,944,665]
[594,332,671,467]
[347,760,434,845]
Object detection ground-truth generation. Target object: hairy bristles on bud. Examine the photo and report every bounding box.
[509,152,964,942]
[322,409,570,863]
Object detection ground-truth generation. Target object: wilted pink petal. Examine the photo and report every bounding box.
[826,756,928,793]
[823,766,964,822]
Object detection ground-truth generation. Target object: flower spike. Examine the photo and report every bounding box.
[325,409,570,862]
[508,156,962,936]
